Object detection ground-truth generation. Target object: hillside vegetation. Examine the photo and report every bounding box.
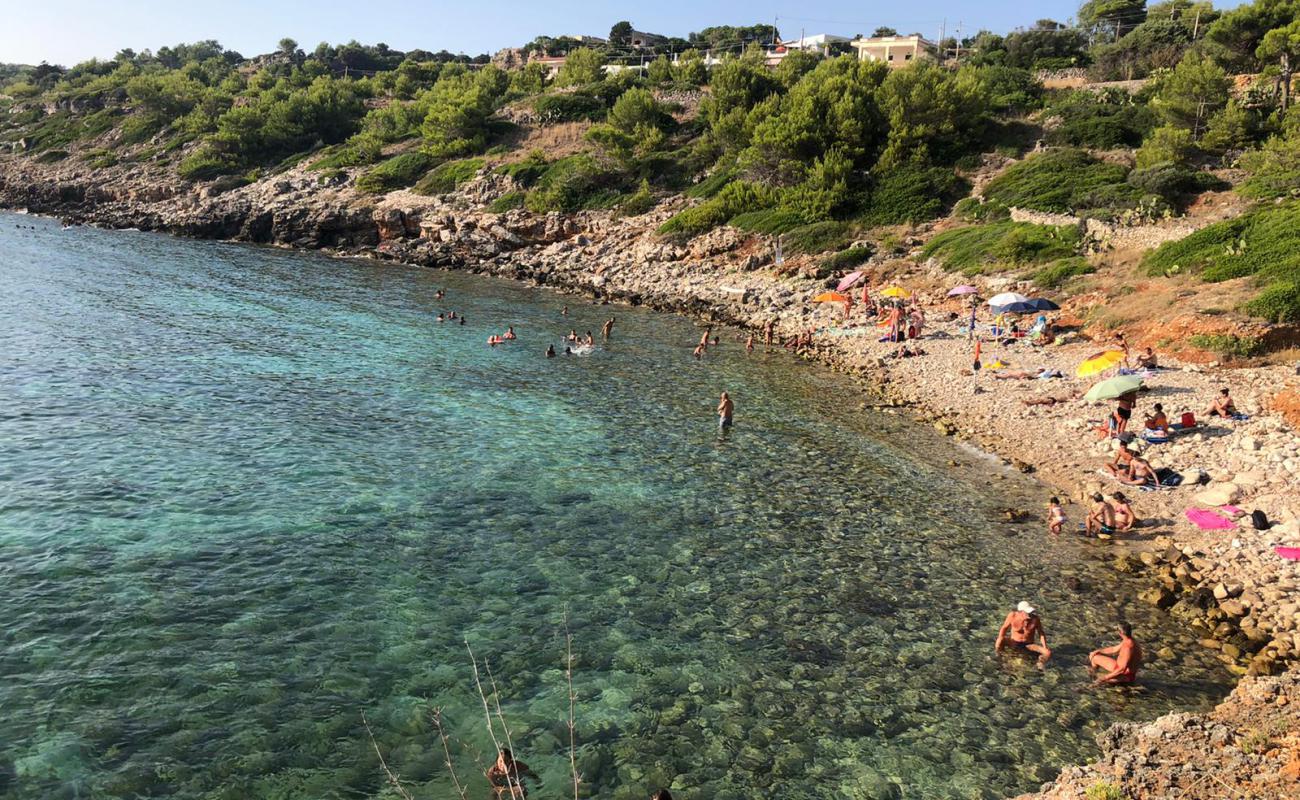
[4,1,1300,322]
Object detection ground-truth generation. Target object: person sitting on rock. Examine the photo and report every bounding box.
[1136,347,1158,369]
[1110,491,1137,531]
[486,748,537,798]
[1086,493,1116,536]
[1090,622,1142,685]
[1144,403,1170,437]
[1121,456,1159,487]
[1105,439,1136,479]
[1207,388,1238,418]
[995,601,1052,667]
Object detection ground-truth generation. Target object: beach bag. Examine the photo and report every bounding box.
[1251,510,1271,530]
[1180,411,1196,428]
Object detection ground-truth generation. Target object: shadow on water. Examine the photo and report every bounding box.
[0,213,1233,800]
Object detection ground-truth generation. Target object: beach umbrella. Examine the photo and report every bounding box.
[991,301,1039,314]
[1028,298,1060,311]
[1084,374,1144,402]
[1077,349,1125,377]
[879,286,911,299]
[813,291,849,303]
[947,285,978,296]
[837,271,865,292]
[987,292,1030,307]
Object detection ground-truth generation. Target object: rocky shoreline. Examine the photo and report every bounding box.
[3,154,1298,797]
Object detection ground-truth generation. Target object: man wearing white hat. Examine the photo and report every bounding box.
[995,601,1053,667]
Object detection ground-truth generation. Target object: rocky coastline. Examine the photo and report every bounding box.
[3,155,1297,798]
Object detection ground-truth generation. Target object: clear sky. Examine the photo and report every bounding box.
[2,1,1107,67]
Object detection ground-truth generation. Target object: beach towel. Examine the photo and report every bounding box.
[1186,507,1237,530]
[1276,547,1300,561]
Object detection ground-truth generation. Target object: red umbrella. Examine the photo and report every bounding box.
[837,271,865,292]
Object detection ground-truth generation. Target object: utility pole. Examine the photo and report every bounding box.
[955,21,963,60]
[939,18,946,61]
[1192,9,1202,40]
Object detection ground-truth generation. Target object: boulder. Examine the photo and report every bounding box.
[1193,483,1240,507]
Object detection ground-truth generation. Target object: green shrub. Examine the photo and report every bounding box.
[178,145,237,180]
[1046,92,1156,149]
[1032,256,1095,289]
[1127,163,1227,204]
[486,191,525,213]
[658,181,778,237]
[782,221,853,255]
[922,221,1079,274]
[617,179,656,217]
[526,154,627,213]
[1239,133,1300,200]
[1136,125,1197,169]
[412,156,483,195]
[310,138,382,171]
[861,164,967,226]
[1084,783,1123,800]
[35,149,69,163]
[821,246,874,274]
[1142,201,1300,323]
[495,150,549,186]
[686,166,738,199]
[954,197,1011,222]
[533,92,605,122]
[357,152,438,194]
[1186,334,1263,358]
[728,208,809,235]
[984,149,1135,216]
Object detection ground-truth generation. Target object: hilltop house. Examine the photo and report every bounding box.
[780,33,852,56]
[628,31,667,50]
[849,34,938,68]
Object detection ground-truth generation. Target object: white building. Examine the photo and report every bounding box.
[849,34,938,68]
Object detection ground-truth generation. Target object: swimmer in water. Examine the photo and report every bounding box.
[602,317,614,340]
[693,344,704,359]
[745,335,754,353]
[459,316,466,326]
[504,326,516,340]
[564,346,572,355]
[448,311,457,319]
[436,313,445,322]
[585,331,594,346]
[546,344,556,358]
[567,330,578,342]
[561,305,568,316]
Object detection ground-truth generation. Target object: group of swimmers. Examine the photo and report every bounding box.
[996,601,1143,685]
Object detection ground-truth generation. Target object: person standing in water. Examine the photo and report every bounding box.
[745,334,754,353]
[764,320,774,348]
[602,317,615,340]
[717,391,734,431]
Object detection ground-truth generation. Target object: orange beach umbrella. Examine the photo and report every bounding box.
[813,291,850,304]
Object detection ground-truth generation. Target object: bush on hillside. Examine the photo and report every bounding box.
[657,181,778,237]
[525,154,627,213]
[921,220,1079,274]
[495,150,549,186]
[1142,201,1300,323]
[860,163,967,226]
[412,156,483,194]
[1045,91,1157,149]
[954,197,1011,222]
[1031,256,1095,289]
[357,152,437,193]
[821,245,874,274]
[728,208,810,235]
[782,221,853,255]
[1239,133,1300,199]
[983,149,1137,215]
[533,92,606,123]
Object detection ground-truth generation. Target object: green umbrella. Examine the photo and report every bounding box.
[1084,374,1144,402]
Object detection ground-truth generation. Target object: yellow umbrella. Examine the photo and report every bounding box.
[1076,349,1125,378]
[880,286,911,299]
[813,291,849,303]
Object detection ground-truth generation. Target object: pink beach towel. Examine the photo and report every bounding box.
[1185,507,1237,530]
[1276,547,1300,561]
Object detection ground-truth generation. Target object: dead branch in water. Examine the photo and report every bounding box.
[362,710,414,800]
[564,610,582,800]
[431,708,470,800]
[485,659,525,796]
[467,640,523,800]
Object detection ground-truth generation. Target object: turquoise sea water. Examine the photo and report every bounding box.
[0,212,1230,800]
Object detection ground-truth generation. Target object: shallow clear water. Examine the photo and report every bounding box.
[0,212,1230,800]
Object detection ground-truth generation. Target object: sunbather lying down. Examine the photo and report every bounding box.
[993,370,1036,380]
[1022,391,1080,407]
